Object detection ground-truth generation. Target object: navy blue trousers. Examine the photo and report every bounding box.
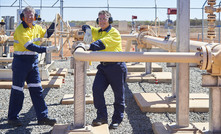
[92,62,127,123]
[8,55,48,120]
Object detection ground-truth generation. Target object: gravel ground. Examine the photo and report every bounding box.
[0,58,209,134]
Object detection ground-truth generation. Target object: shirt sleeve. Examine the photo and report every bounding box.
[26,43,47,53]
[89,40,105,51]
[46,22,55,38]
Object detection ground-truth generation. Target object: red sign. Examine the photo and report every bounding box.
[167,8,177,15]
[132,15,137,19]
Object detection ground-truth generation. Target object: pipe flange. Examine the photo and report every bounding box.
[137,31,149,48]
[200,46,208,70]
[205,45,212,70]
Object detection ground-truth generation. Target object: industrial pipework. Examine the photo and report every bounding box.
[72,0,221,132]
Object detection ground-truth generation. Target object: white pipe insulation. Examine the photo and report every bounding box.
[74,47,202,64]
[121,34,221,52]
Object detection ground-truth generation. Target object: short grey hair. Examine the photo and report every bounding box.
[23,6,35,15]
[98,10,111,18]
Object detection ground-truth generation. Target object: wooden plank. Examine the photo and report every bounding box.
[126,62,163,72]
[91,124,109,134]
[0,76,63,89]
[52,124,109,134]
[133,93,209,113]
[50,68,68,77]
[152,122,171,134]
[87,69,97,76]
[153,122,209,134]
[42,76,63,88]
[51,124,69,134]
[61,94,93,104]
[87,63,163,76]
[127,72,172,83]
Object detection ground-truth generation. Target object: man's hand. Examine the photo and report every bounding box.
[46,45,60,53]
[83,28,92,44]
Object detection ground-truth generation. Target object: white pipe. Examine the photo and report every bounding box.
[74,48,202,64]
[0,57,13,62]
[121,34,221,52]
[121,34,137,40]
[176,0,190,127]
[0,35,13,44]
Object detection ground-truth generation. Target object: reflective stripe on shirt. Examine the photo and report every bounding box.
[24,38,41,48]
[13,51,38,55]
[14,40,19,44]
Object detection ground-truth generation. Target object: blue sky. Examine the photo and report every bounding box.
[0,0,216,22]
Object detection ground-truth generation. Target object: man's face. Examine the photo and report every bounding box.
[98,14,109,30]
[24,11,34,26]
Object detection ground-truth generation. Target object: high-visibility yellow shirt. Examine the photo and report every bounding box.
[14,22,46,53]
[90,25,122,52]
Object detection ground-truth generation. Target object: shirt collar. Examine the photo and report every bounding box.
[22,21,35,28]
[98,25,112,33]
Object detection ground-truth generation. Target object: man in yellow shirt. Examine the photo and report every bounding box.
[8,6,58,127]
[82,10,127,129]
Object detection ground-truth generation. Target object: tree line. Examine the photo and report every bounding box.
[64,18,221,27]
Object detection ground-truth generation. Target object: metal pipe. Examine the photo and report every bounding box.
[60,0,64,58]
[107,0,109,11]
[74,48,202,64]
[155,0,157,20]
[202,0,208,42]
[219,1,221,43]
[209,87,221,132]
[176,0,190,127]
[0,35,13,44]
[73,55,86,129]
[19,0,22,10]
[142,35,208,52]
[121,34,137,40]
[121,34,221,52]
[40,0,42,16]
[0,57,13,62]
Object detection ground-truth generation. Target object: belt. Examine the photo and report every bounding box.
[100,62,117,66]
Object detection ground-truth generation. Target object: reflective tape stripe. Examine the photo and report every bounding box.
[24,40,33,48]
[33,38,40,42]
[13,51,37,55]
[12,85,23,92]
[27,83,42,88]
[24,38,41,48]
[14,40,19,44]
[44,32,48,38]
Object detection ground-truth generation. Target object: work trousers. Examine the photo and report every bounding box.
[92,62,127,123]
[8,55,48,120]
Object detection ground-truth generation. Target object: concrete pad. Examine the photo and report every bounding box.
[61,94,93,104]
[133,93,209,112]
[127,72,172,83]
[153,122,210,134]
[126,62,163,72]
[52,124,109,134]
